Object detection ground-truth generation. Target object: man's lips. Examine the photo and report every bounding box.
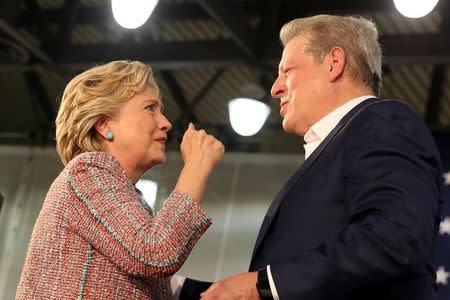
[280,102,288,117]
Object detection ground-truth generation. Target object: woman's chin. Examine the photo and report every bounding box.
[151,156,166,167]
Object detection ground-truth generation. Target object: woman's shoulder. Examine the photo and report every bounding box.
[66,151,127,179]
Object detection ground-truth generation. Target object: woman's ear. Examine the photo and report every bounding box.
[94,118,109,139]
[327,47,346,82]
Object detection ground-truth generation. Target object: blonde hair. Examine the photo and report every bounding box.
[280,15,382,96]
[55,60,159,165]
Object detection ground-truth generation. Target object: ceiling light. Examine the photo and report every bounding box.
[111,0,159,29]
[229,98,271,137]
[135,179,158,209]
[393,0,439,18]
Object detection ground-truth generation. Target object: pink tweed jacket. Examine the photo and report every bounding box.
[16,151,212,299]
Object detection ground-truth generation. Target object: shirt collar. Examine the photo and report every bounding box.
[303,95,375,150]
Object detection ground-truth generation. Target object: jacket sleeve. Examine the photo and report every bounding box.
[270,104,442,299]
[65,154,212,278]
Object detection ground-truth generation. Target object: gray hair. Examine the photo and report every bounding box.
[280,15,382,96]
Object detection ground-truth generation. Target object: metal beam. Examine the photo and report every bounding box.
[48,32,450,65]
[16,1,397,28]
[282,0,394,19]
[0,0,21,25]
[265,33,450,65]
[191,69,225,107]
[1,32,450,72]
[425,65,445,126]
[23,0,56,59]
[381,33,450,64]
[50,40,247,68]
[55,0,80,50]
[255,0,281,58]
[197,0,256,58]
[424,0,449,126]
[0,19,52,63]
[0,16,72,86]
[159,70,198,144]
[24,71,55,132]
[18,2,209,27]
[159,70,197,123]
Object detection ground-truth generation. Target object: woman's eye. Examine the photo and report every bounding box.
[146,104,157,112]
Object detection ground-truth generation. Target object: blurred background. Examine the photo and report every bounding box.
[0,0,449,299]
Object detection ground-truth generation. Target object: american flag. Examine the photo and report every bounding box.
[433,131,450,299]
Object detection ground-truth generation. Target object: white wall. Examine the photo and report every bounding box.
[0,146,303,299]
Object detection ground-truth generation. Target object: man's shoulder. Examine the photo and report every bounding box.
[349,98,424,131]
[362,98,418,119]
[342,98,436,153]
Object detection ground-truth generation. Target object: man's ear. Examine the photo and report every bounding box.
[94,117,109,139]
[327,47,346,82]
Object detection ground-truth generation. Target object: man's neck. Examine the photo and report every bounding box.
[326,83,373,111]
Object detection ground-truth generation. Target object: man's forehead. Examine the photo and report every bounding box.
[278,45,294,69]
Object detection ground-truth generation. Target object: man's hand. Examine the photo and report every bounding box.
[200,272,259,300]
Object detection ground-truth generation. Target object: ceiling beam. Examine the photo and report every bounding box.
[381,34,450,64]
[24,71,55,127]
[424,0,449,126]
[191,69,225,107]
[159,70,197,123]
[18,2,209,27]
[0,0,21,25]
[255,0,281,58]
[0,19,52,63]
[49,40,247,69]
[197,0,256,58]
[17,1,399,28]
[425,65,445,126]
[284,0,394,16]
[160,70,201,144]
[55,0,80,50]
[23,0,56,58]
[41,32,450,68]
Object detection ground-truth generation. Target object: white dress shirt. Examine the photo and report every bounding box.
[267,95,375,299]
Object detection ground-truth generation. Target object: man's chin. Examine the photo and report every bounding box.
[282,121,294,134]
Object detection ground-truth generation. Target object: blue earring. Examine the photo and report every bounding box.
[106,130,114,141]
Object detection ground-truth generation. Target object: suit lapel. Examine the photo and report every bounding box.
[250,98,380,264]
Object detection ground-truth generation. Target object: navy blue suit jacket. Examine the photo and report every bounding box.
[249,99,444,300]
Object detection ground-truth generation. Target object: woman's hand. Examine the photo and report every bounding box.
[180,123,224,176]
[175,123,224,203]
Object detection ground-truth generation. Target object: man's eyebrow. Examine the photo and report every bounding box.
[278,64,284,73]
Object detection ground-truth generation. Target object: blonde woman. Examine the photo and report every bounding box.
[16,60,224,299]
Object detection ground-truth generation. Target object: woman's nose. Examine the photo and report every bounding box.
[159,114,172,132]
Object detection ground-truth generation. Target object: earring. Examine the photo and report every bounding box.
[106,130,114,141]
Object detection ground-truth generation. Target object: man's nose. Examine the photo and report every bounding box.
[271,76,287,98]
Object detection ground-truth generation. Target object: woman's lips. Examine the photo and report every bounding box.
[155,138,167,146]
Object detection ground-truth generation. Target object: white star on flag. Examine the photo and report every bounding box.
[437,266,450,285]
[440,217,450,235]
[443,171,450,186]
